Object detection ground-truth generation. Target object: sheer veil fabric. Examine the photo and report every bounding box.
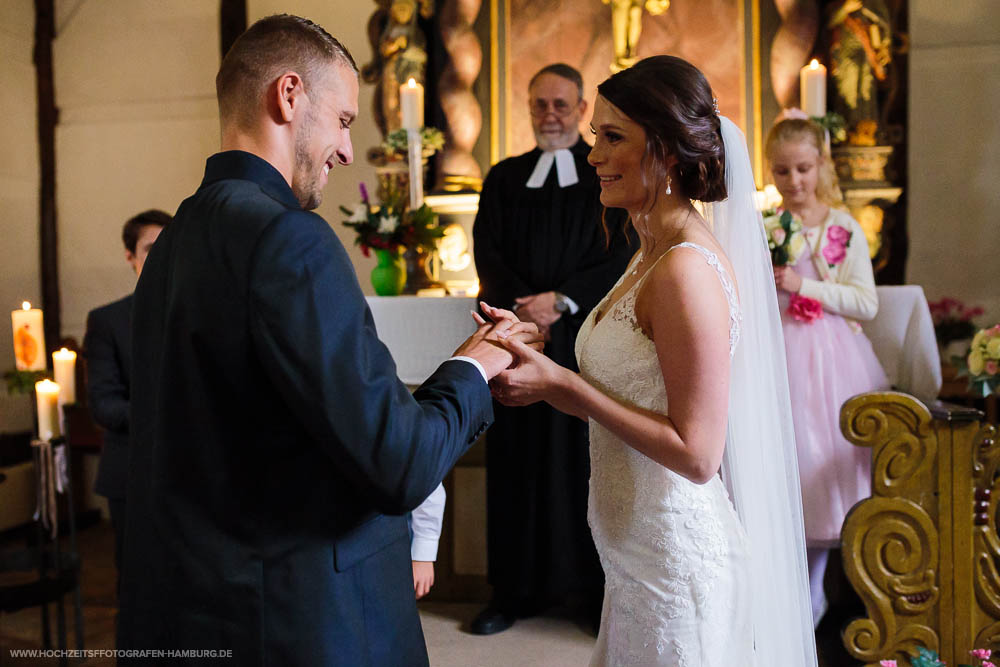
[707,116,818,664]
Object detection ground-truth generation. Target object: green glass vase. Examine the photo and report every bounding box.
[371,248,405,296]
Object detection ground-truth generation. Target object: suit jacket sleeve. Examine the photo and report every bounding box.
[84,308,130,433]
[248,211,492,516]
[472,168,533,308]
[798,218,879,321]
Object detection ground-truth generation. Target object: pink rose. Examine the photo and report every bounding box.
[822,241,847,266]
[788,294,824,323]
[984,661,996,667]
[879,661,897,667]
[987,361,999,376]
[971,649,992,660]
[827,224,851,245]
[772,228,787,246]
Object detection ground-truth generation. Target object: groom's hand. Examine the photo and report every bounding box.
[455,304,544,379]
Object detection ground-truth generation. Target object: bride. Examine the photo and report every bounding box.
[487,56,818,665]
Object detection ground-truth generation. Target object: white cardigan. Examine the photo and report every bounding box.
[797,207,879,323]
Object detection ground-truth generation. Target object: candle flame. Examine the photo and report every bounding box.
[36,379,60,392]
[809,59,821,69]
[22,301,31,310]
[407,78,417,88]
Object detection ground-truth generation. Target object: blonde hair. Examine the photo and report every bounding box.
[764,118,844,208]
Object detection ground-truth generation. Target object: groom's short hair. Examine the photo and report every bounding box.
[216,14,357,129]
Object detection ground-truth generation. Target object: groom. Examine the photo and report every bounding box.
[118,14,538,666]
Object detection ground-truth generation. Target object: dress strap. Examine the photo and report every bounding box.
[665,242,742,357]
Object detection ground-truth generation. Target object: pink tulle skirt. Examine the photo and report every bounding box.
[779,292,890,546]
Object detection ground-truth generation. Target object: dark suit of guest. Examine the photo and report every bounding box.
[84,294,132,576]
[119,151,492,666]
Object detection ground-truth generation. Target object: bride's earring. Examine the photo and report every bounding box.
[665,174,672,196]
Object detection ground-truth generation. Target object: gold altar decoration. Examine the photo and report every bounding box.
[826,0,892,138]
[602,0,671,73]
[362,0,434,138]
[840,391,1000,665]
[437,0,484,192]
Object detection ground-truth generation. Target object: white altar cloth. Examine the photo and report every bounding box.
[366,296,478,385]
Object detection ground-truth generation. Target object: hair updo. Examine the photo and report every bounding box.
[597,55,726,203]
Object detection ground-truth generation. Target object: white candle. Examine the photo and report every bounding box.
[35,379,61,441]
[52,348,77,405]
[400,78,424,130]
[800,59,827,118]
[407,128,424,209]
[11,301,46,371]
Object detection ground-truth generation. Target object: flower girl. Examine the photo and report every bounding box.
[765,116,889,625]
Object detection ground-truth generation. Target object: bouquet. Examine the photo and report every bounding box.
[341,183,444,258]
[764,208,823,324]
[929,296,984,347]
[762,208,806,267]
[952,324,1000,397]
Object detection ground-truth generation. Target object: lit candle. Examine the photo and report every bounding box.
[401,78,425,209]
[400,78,424,130]
[800,59,827,118]
[11,301,46,371]
[35,379,61,441]
[52,348,77,405]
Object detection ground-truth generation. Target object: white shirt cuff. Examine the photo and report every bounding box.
[449,356,488,383]
[410,536,440,562]
[562,294,580,315]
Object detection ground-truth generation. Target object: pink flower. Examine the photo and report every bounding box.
[983,661,995,667]
[987,361,999,376]
[822,241,847,266]
[788,294,824,323]
[880,661,897,667]
[772,228,787,246]
[971,649,992,660]
[827,224,851,245]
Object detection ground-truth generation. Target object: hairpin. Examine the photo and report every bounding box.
[712,97,720,115]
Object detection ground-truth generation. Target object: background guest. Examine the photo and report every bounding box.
[766,117,889,626]
[84,208,171,592]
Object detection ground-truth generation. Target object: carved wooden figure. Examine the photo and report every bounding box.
[840,391,999,665]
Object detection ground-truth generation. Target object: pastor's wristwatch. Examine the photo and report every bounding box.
[553,292,570,313]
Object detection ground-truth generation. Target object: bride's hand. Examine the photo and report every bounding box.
[491,335,582,418]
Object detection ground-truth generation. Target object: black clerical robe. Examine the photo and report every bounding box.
[473,137,633,607]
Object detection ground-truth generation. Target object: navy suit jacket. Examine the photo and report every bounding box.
[84,294,132,499]
[119,151,492,666]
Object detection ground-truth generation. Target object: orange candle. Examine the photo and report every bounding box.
[11,301,46,371]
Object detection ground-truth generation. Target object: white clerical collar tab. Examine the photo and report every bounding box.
[525,148,579,189]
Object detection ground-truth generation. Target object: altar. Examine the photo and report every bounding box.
[366,295,491,598]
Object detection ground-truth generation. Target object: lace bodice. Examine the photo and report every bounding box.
[576,242,752,666]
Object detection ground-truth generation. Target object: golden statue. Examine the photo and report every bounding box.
[362,0,434,136]
[603,0,670,73]
[826,0,892,138]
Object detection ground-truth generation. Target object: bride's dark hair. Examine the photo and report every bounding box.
[597,55,726,203]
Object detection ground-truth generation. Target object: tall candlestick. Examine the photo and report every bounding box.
[52,347,77,405]
[800,59,827,118]
[11,301,46,371]
[407,128,424,210]
[35,379,61,441]
[400,78,424,130]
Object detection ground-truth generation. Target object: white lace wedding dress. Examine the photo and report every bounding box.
[576,242,754,666]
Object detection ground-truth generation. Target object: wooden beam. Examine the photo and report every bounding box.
[34,0,59,352]
[220,0,247,59]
